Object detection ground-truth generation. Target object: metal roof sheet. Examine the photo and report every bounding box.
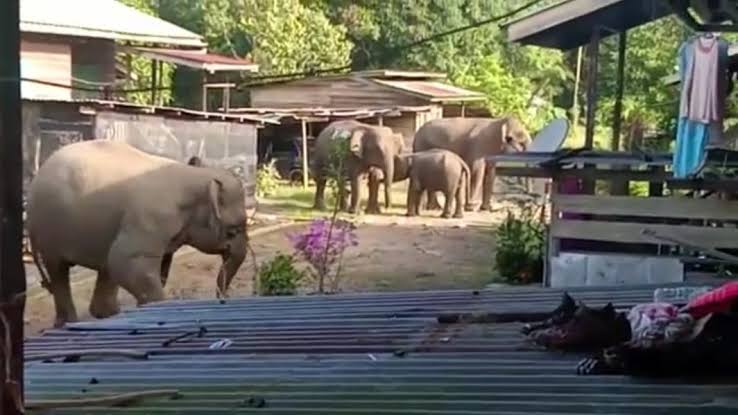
[20,0,205,48]
[25,283,738,414]
[505,0,670,50]
[133,48,259,73]
[370,79,485,102]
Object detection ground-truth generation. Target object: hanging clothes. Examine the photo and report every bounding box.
[673,34,730,178]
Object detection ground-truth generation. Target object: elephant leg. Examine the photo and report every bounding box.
[441,190,454,219]
[383,162,394,210]
[481,162,496,211]
[313,172,327,210]
[406,180,422,217]
[107,236,165,306]
[466,159,485,211]
[366,170,381,215]
[160,252,174,288]
[89,268,120,319]
[47,259,77,328]
[453,177,466,219]
[426,190,442,210]
[348,173,361,214]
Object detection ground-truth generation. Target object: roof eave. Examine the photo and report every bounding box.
[506,0,670,50]
[21,22,206,48]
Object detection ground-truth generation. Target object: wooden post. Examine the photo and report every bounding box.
[583,28,601,195]
[150,59,158,106]
[301,119,309,188]
[611,31,629,196]
[584,29,601,150]
[612,31,627,151]
[377,115,383,126]
[461,103,466,118]
[0,1,27,413]
[571,47,583,132]
[544,177,560,287]
[201,75,207,112]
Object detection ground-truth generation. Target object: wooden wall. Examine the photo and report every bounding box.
[20,37,72,100]
[250,77,427,108]
[71,38,116,99]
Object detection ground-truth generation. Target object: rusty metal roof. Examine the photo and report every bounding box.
[370,79,485,102]
[132,48,259,73]
[21,0,205,47]
[25,284,738,414]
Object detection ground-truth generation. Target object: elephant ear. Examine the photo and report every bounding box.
[208,178,224,221]
[349,129,365,157]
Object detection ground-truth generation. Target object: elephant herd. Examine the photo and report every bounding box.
[311,117,532,218]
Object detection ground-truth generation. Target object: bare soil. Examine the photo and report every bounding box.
[24,200,520,336]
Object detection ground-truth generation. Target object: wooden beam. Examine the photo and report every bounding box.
[551,220,738,249]
[494,166,672,182]
[553,194,738,221]
[301,119,309,188]
[0,0,26,413]
[612,31,626,151]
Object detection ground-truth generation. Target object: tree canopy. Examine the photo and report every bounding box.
[117,0,718,149]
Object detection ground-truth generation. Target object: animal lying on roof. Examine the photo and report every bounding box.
[525,291,738,376]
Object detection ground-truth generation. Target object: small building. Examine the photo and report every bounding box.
[19,0,258,105]
[248,70,487,149]
[18,0,266,209]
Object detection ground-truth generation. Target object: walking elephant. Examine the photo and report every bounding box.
[395,149,471,219]
[27,140,248,327]
[312,120,405,214]
[413,116,531,211]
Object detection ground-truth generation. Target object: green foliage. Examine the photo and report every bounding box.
[257,254,305,296]
[118,0,173,104]
[255,160,281,198]
[495,204,545,284]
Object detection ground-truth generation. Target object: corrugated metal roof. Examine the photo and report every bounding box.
[226,106,436,123]
[25,283,738,414]
[371,79,486,102]
[20,0,205,48]
[133,48,259,73]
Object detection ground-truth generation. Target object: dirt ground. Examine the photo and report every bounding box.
[24,190,529,336]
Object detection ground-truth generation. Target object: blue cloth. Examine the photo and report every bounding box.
[673,117,709,178]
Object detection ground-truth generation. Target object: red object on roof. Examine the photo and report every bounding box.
[133,47,259,73]
[683,281,738,318]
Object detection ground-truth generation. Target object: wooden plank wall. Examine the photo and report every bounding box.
[20,38,72,100]
[550,194,738,251]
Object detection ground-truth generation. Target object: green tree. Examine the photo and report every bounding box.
[118,0,174,104]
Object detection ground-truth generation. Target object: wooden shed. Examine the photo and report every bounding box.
[248,70,486,148]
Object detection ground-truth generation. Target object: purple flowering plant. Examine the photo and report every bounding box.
[289,218,358,293]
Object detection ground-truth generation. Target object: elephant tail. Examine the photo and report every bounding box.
[29,237,52,293]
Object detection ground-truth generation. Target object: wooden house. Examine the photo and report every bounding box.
[19,0,257,103]
[248,70,487,148]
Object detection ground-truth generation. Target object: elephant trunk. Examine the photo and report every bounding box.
[216,234,247,298]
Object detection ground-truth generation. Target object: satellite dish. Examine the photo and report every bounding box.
[527,118,570,153]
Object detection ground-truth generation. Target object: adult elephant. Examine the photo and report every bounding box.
[312,120,405,214]
[413,116,531,211]
[28,140,248,327]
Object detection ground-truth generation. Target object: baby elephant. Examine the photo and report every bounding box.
[396,149,470,219]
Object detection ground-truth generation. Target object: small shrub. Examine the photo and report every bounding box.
[256,160,280,198]
[495,203,545,284]
[289,218,358,293]
[257,254,305,296]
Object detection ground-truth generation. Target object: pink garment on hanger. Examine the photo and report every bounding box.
[683,36,725,124]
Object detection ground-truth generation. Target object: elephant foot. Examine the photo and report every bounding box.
[441,211,452,219]
[453,211,464,219]
[347,207,358,214]
[406,211,417,217]
[313,202,327,211]
[365,206,382,215]
[480,204,492,211]
[89,299,120,320]
[464,204,480,212]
